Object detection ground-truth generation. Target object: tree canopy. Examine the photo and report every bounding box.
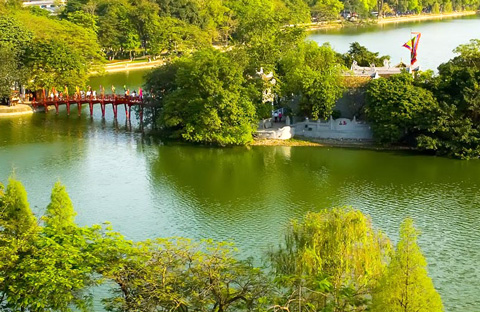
[372,218,444,312]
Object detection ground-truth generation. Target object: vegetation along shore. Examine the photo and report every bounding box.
[2,0,480,159]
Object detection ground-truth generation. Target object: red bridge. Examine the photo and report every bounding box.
[31,94,148,121]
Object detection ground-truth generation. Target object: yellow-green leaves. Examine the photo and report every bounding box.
[372,218,444,312]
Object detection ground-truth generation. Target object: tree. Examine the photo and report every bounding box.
[101,238,271,312]
[25,39,88,90]
[66,11,99,33]
[310,0,344,21]
[416,39,480,159]
[372,219,443,312]
[365,73,443,145]
[0,177,37,237]
[343,42,390,68]
[0,45,25,100]
[0,180,101,312]
[96,0,140,59]
[269,207,392,312]
[0,15,33,52]
[279,41,345,119]
[146,48,257,145]
[42,182,77,233]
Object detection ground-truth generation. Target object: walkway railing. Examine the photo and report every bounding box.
[31,94,148,121]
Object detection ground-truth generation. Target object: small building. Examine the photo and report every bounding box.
[22,0,66,13]
[347,59,418,79]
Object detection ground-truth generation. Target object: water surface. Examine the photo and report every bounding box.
[309,15,480,70]
[0,112,479,311]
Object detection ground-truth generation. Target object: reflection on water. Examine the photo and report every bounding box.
[1,111,480,311]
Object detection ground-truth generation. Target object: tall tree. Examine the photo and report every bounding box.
[279,41,345,119]
[372,218,443,312]
[43,182,77,233]
[269,207,392,312]
[365,73,443,145]
[146,48,257,145]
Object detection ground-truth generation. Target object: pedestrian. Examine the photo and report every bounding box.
[274,111,278,122]
[278,111,283,122]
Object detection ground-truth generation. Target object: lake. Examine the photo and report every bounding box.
[2,15,480,311]
[309,14,480,70]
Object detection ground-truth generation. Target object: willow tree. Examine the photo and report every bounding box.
[269,207,392,312]
[372,218,443,312]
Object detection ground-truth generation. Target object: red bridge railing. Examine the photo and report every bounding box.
[31,94,147,121]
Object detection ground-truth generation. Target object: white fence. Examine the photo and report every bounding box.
[294,117,373,140]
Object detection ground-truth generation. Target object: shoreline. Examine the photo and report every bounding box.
[88,11,478,75]
[90,59,164,75]
[251,137,416,151]
[305,11,478,31]
[0,104,33,117]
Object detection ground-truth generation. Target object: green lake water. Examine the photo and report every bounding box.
[1,16,480,311]
[1,109,479,311]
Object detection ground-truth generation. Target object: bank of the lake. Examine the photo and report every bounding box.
[305,11,478,31]
[309,14,480,71]
[0,104,33,117]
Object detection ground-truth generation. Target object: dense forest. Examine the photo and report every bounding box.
[0,178,443,311]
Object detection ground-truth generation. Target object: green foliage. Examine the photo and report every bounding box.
[372,219,444,312]
[0,178,100,311]
[279,41,345,119]
[0,179,444,311]
[146,48,257,145]
[102,238,271,312]
[343,42,390,68]
[66,11,99,33]
[43,182,77,233]
[25,39,88,90]
[365,73,443,145]
[310,0,344,20]
[0,15,33,53]
[269,207,392,312]
[418,40,480,159]
[0,45,25,99]
[0,177,37,237]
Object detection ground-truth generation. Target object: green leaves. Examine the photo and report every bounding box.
[0,179,444,312]
[101,238,272,312]
[365,73,442,145]
[0,179,100,312]
[279,41,345,119]
[372,219,444,312]
[269,207,393,312]
[146,48,257,146]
